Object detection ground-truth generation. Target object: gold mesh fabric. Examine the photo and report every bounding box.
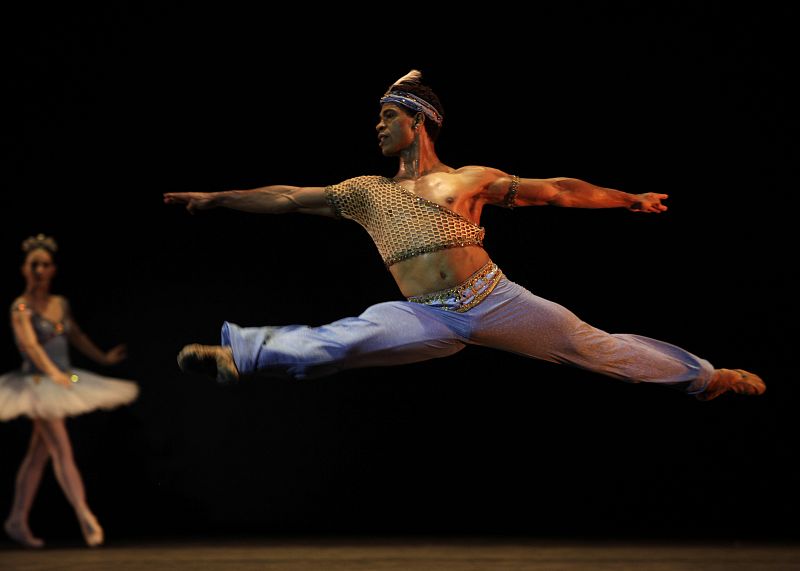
[325,176,485,267]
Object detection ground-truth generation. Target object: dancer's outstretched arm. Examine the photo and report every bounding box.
[66,318,126,366]
[164,185,334,216]
[483,170,668,213]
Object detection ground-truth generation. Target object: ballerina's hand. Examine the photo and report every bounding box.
[105,344,127,365]
[51,371,73,389]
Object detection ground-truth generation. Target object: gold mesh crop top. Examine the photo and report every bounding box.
[325,176,486,267]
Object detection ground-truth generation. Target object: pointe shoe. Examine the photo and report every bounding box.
[79,513,104,547]
[4,518,44,548]
[177,344,240,384]
[696,368,766,401]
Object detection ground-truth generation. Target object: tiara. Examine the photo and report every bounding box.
[22,234,58,254]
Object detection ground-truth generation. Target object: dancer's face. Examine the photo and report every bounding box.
[376,103,416,156]
[22,249,56,289]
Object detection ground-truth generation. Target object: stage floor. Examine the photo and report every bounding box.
[2,537,800,571]
[0,538,800,571]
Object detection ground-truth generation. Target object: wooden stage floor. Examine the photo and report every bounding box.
[2,537,799,570]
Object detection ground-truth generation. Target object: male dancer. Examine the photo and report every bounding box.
[164,70,764,402]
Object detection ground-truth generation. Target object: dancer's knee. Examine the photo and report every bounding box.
[35,420,71,462]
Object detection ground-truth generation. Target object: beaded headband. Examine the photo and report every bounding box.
[380,70,443,126]
[22,234,58,254]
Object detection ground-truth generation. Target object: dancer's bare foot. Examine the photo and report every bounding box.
[177,344,239,384]
[79,512,104,547]
[696,368,766,401]
[4,518,44,548]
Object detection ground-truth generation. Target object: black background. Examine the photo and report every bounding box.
[1,4,796,543]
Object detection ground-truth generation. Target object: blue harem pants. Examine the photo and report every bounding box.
[221,276,713,394]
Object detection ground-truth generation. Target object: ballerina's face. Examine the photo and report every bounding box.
[22,249,56,288]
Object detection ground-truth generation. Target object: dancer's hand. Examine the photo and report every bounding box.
[163,192,217,214]
[104,344,127,365]
[628,193,668,213]
[50,371,73,389]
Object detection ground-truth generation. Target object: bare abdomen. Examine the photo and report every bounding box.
[389,246,492,297]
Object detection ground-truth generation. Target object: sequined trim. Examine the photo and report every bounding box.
[407,261,503,313]
[503,175,519,208]
[385,237,485,266]
[380,91,443,126]
[323,185,343,219]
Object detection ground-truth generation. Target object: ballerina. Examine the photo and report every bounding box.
[0,234,138,548]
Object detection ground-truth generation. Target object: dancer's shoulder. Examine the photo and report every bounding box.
[9,297,31,316]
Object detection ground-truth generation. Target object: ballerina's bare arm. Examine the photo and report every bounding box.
[58,298,125,366]
[66,318,126,366]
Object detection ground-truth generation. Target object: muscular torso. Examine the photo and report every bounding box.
[387,166,496,297]
[390,246,491,297]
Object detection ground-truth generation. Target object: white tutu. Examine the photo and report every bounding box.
[0,368,139,421]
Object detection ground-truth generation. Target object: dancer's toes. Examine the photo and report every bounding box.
[79,513,104,547]
[177,344,217,377]
[697,368,766,401]
[730,369,766,395]
[177,344,239,384]
[4,519,44,548]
